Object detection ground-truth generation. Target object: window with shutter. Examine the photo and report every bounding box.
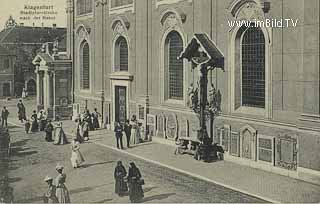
[164,31,184,100]
[81,42,90,90]
[241,27,265,108]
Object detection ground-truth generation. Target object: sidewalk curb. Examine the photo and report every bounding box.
[9,121,277,203]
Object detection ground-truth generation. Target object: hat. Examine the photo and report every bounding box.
[44,175,53,182]
[55,164,64,171]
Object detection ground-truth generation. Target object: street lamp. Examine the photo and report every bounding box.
[179,34,224,161]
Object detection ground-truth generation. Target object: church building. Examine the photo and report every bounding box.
[66,0,320,184]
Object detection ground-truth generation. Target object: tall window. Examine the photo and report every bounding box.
[114,36,128,72]
[77,0,92,15]
[80,42,90,89]
[241,27,265,108]
[164,31,184,100]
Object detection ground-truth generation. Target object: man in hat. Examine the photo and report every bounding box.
[43,176,58,203]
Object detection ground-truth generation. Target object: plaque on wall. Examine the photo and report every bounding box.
[179,119,189,138]
[156,114,166,138]
[166,113,178,140]
[276,134,298,170]
[230,131,240,156]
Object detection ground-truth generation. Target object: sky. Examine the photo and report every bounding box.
[0,0,67,29]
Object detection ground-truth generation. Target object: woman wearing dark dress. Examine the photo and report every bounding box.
[114,161,128,196]
[91,108,101,130]
[31,110,39,132]
[127,162,144,203]
[17,100,26,123]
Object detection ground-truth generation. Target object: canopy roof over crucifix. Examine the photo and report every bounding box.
[179,33,224,70]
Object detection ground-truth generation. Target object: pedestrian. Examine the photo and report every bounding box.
[21,88,26,99]
[114,121,124,149]
[83,108,94,131]
[74,118,84,143]
[54,165,71,203]
[91,108,101,130]
[43,176,58,203]
[130,115,141,145]
[53,122,69,145]
[30,110,39,132]
[1,106,9,128]
[114,160,128,196]
[127,162,144,203]
[17,100,26,123]
[82,120,89,141]
[24,119,31,134]
[38,110,47,131]
[45,120,54,142]
[124,120,132,148]
[70,139,85,168]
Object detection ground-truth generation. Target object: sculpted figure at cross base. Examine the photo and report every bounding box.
[187,82,199,110]
[208,83,221,114]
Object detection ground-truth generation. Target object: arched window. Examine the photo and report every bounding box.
[164,31,184,100]
[80,41,90,90]
[114,36,128,72]
[241,26,265,108]
[77,0,92,15]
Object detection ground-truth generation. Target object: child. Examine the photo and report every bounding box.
[24,120,31,134]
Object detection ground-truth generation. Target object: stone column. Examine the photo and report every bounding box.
[44,70,51,110]
[35,65,41,106]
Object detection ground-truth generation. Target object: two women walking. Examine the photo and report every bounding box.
[114,161,144,203]
[43,165,70,203]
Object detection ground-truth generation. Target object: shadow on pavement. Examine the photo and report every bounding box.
[80,160,115,168]
[143,186,158,193]
[93,198,113,203]
[10,139,30,147]
[142,193,176,202]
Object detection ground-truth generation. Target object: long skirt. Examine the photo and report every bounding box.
[45,131,53,141]
[129,181,144,202]
[31,121,38,132]
[83,130,89,141]
[55,185,70,203]
[70,150,85,168]
[18,112,26,121]
[92,118,100,129]
[54,128,69,145]
[115,177,128,195]
[39,120,47,131]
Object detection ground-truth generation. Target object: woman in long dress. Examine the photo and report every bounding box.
[43,176,58,203]
[54,165,70,203]
[17,100,26,123]
[70,139,85,168]
[54,122,69,145]
[75,119,84,143]
[91,108,101,130]
[30,110,39,132]
[114,161,127,196]
[127,162,144,202]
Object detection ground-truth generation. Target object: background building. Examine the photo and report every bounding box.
[67,0,320,183]
[0,45,16,97]
[0,16,66,96]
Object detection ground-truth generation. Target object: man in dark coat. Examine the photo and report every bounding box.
[17,100,26,123]
[123,120,132,148]
[114,122,124,149]
[1,106,9,128]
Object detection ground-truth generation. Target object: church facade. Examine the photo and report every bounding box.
[67,0,320,183]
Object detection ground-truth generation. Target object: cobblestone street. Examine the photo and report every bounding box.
[6,124,266,203]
